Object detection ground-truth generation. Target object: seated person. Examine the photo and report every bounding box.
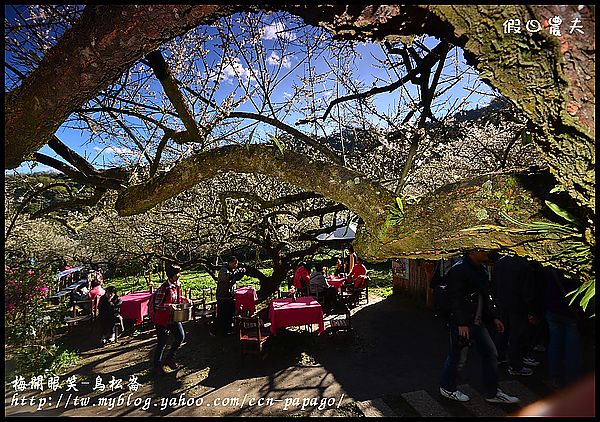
[70,284,91,314]
[309,263,338,312]
[97,286,124,344]
[71,284,90,302]
[89,279,106,301]
[349,256,368,290]
[293,261,312,293]
[333,258,344,277]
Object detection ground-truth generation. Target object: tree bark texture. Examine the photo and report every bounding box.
[114,143,590,281]
[4,4,595,285]
[285,4,595,224]
[115,144,394,229]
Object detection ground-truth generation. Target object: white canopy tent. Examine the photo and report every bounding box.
[316,221,357,241]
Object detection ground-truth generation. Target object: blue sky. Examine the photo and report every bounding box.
[5,7,497,175]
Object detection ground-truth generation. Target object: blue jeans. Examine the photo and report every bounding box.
[441,323,498,398]
[153,322,185,367]
[546,311,583,386]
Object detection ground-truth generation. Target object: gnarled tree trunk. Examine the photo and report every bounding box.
[4,5,595,298]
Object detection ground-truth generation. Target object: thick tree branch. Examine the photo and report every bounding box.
[30,188,107,219]
[5,4,239,169]
[355,170,584,276]
[48,135,99,177]
[34,153,125,190]
[145,50,204,144]
[115,144,394,229]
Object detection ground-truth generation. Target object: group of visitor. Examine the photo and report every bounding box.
[68,266,123,345]
[151,257,246,376]
[290,245,369,313]
[435,249,587,405]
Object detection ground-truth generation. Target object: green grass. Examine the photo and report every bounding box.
[106,260,394,298]
[106,268,274,297]
[362,263,394,298]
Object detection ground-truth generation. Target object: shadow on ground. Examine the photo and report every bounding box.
[5,293,595,416]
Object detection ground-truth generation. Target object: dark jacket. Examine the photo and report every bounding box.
[543,267,580,318]
[216,264,245,300]
[446,256,500,326]
[98,294,121,330]
[309,271,329,294]
[491,255,539,316]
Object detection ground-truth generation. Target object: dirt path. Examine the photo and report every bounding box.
[5,294,595,417]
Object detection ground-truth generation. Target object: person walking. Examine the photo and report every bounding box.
[439,250,520,404]
[211,256,246,336]
[150,264,188,376]
[491,255,542,376]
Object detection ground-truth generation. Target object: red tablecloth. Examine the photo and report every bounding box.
[119,290,152,325]
[327,275,348,292]
[235,286,258,315]
[268,297,324,336]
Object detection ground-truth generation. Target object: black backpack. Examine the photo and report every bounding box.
[430,262,451,319]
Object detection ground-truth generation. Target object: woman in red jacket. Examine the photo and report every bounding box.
[293,261,311,293]
[349,256,368,289]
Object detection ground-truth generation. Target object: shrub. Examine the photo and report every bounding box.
[14,345,79,378]
[5,263,78,376]
[5,265,53,345]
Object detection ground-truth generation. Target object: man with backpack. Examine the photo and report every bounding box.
[438,250,520,404]
[150,264,188,376]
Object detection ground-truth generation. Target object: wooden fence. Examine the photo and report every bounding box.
[391,259,438,308]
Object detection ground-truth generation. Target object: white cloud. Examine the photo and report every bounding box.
[266,51,292,69]
[35,165,61,173]
[210,57,255,84]
[94,146,136,155]
[261,22,297,41]
[223,57,254,81]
